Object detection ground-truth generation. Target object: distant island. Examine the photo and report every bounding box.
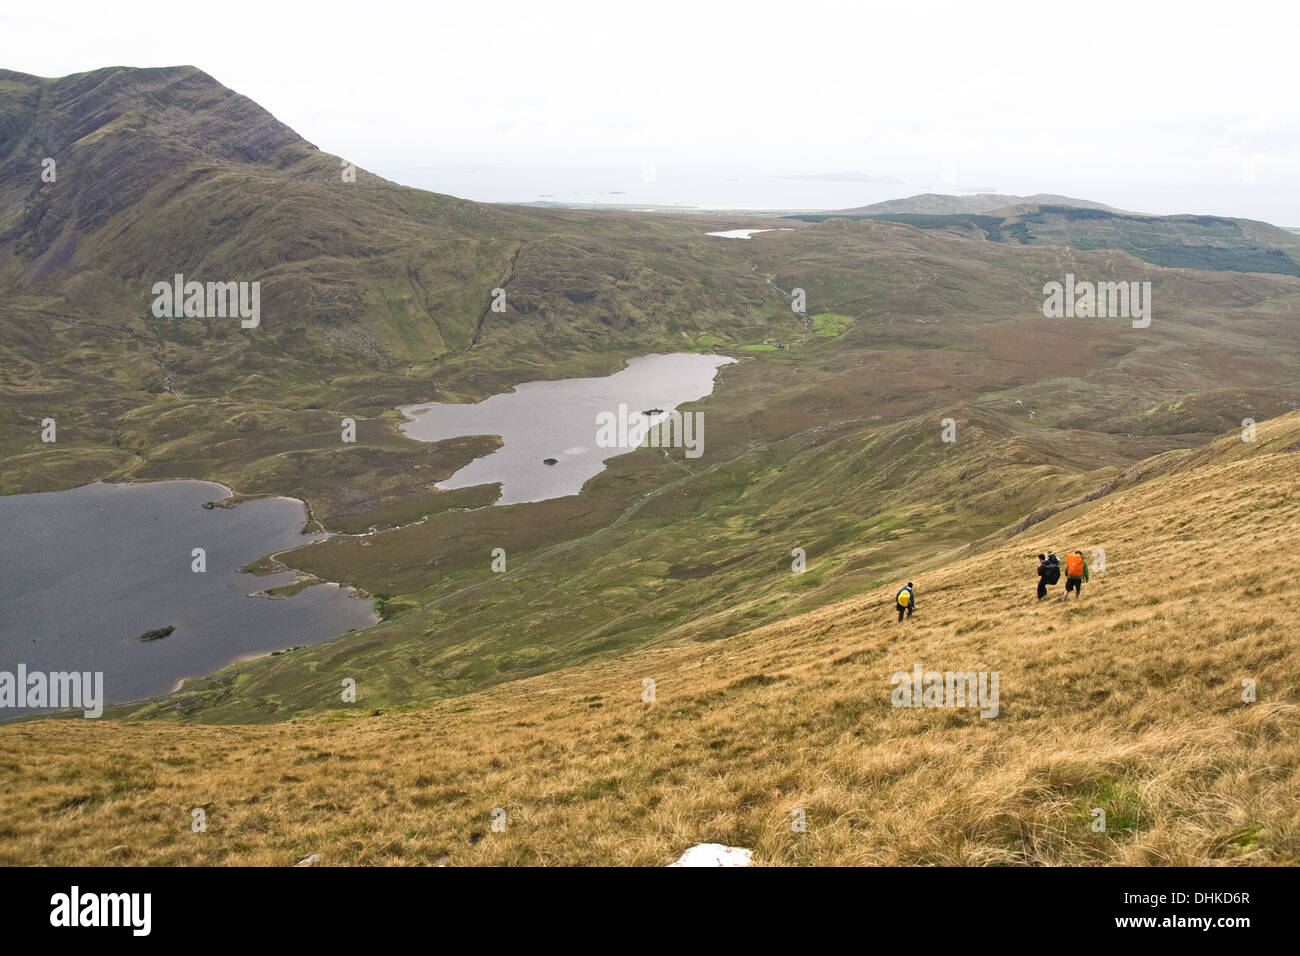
[137,625,176,642]
[641,408,663,416]
[543,458,558,465]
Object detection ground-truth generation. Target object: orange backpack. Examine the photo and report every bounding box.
[1066,553,1084,577]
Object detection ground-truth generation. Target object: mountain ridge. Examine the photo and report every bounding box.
[835,192,1126,216]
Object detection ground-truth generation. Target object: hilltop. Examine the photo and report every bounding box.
[835,192,1124,216]
[2,410,1298,865]
[790,204,1300,277]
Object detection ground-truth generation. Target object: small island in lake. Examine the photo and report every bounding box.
[641,408,664,416]
[543,458,559,465]
[138,625,176,642]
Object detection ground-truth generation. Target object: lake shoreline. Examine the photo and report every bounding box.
[395,352,736,505]
[0,480,378,710]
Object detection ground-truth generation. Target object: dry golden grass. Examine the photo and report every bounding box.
[3,417,1300,866]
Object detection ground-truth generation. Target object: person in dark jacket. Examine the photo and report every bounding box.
[896,582,916,622]
[1036,553,1060,600]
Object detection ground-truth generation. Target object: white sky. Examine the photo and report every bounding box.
[4,0,1298,222]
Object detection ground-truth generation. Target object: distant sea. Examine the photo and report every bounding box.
[368,159,1298,224]
[385,163,924,212]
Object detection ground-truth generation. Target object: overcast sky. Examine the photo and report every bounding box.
[5,0,1298,222]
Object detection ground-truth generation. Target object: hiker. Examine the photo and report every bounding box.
[1037,552,1060,600]
[1064,550,1089,599]
[896,582,916,622]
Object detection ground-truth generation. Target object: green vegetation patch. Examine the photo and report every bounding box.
[811,313,855,337]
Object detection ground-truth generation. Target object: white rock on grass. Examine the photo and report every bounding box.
[669,844,753,867]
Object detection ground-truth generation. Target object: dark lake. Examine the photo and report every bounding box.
[0,480,376,714]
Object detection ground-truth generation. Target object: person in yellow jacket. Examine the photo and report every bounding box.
[896,582,916,622]
[1063,551,1089,600]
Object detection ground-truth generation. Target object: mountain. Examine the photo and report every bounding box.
[835,192,1123,215]
[2,66,1300,864]
[0,65,794,372]
[795,199,1300,277]
[5,409,1299,864]
[0,64,804,512]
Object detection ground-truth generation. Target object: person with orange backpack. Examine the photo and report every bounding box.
[896,582,916,622]
[1064,551,1089,599]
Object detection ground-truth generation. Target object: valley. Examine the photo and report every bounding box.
[0,63,1298,866]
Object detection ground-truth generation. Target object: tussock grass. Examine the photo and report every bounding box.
[3,417,1299,865]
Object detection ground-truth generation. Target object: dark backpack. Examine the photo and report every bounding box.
[1045,557,1061,585]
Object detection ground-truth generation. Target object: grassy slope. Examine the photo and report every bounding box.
[8,195,1300,721]
[96,213,1297,722]
[5,65,1300,738]
[3,411,1298,865]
